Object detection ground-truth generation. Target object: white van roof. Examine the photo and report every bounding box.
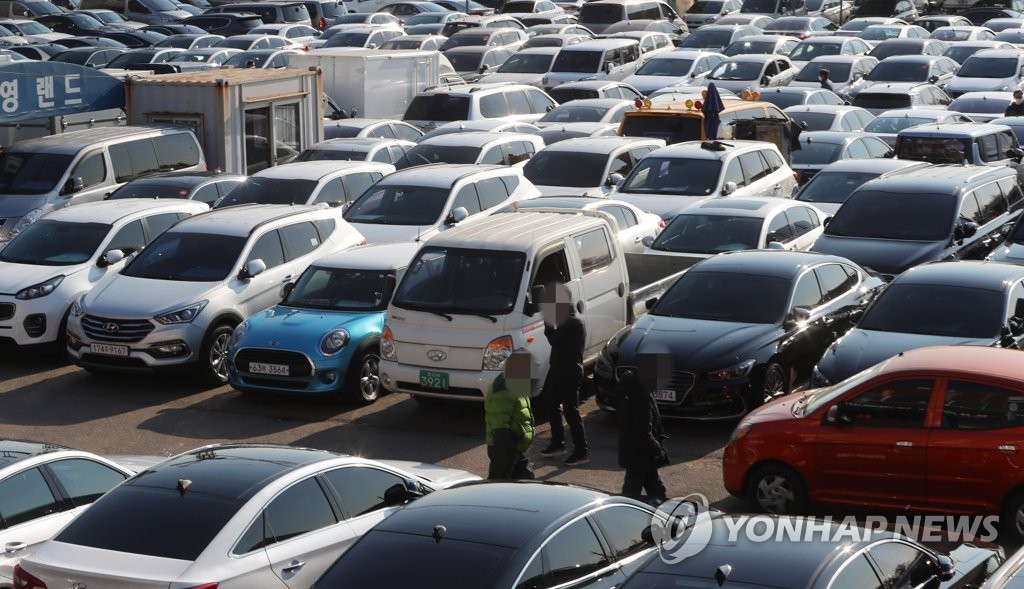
[425,211,608,252]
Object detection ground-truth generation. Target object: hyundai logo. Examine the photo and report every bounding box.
[426,349,447,362]
[102,322,120,333]
[269,340,280,347]
[70,583,88,589]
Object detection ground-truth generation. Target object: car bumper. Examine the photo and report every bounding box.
[66,316,206,373]
[595,365,752,421]
[722,442,748,497]
[0,295,65,346]
[227,345,355,395]
[379,359,502,401]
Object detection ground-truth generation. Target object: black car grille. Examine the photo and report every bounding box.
[234,348,313,377]
[398,381,483,398]
[669,371,696,399]
[0,303,13,321]
[81,315,155,343]
[238,376,310,390]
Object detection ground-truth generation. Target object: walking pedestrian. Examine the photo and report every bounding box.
[538,282,589,466]
[818,69,832,91]
[1006,90,1024,117]
[617,352,671,503]
[485,350,535,480]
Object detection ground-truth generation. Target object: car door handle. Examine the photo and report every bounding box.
[281,275,293,282]
[999,445,1017,453]
[282,560,305,574]
[895,441,913,447]
[4,542,26,554]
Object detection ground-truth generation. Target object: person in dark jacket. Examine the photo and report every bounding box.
[1006,90,1024,117]
[538,282,589,466]
[485,350,535,480]
[818,69,832,91]
[617,352,670,502]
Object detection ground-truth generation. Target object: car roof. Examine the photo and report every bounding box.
[311,241,422,271]
[44,199,206,223]
[762,87,826,96]
[371,481,618,547]
[0,439,71,469]
[253,160,393,179]
[724,53,783,63]
[419,131,536,146]
[649,139,774,160]
[856,82,929,93]
[875,108,960,118]
[380,163,504,187]
[126,444,344,501]
[858,163,1013,194]
[784,104,864,114]
[561,37,639,49]
[695,249,851,277]
[876,54,945,63]
[686,196,807,217]
[799,131,863,144]
[516,195,607,208]
[308,137,407,149]
[552,79,626,89]
[170,203,331,236]
[554,97,630,107]
[9,126,176,154]
[896,260,1024,290]
[428,211,608,251]
[815,158,929,174]
[969,48,1023,58]
[898,121,1012,137]
[876,345,1024,381]
[539,135,663,152]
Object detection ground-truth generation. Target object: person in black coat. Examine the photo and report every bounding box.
[616,353,671,502]
[1006,90,1024,117]
[538,282,589,466]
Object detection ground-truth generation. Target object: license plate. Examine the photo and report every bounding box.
[420,370,449,390]
[91,343,128,357]
[249,362,289,376]
[653,389,677,402]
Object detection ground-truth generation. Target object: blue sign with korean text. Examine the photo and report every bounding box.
[0,61,125,123]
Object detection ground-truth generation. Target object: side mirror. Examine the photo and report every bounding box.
[826,402,854,424]
[767,240,786,250]
[642,235,655,248]
[62,176,84,196]
[367,42,378,49]
[447,206,469,224]
[786,306,811,329]
[822,215,832,227]
[962,221,978,238]
[606,172,625,187]
[525,283,545,316]
[1011,147,1024,160]
[645,297,659,310]
[936,555,956,582]
[280,281,295,299]
[1006,317,1024,337]
[97,249,125,267]
[383,483,410,506]
[240,258,267,279]
[853,72,863,79]
[928,74,939,84]
[478,63,490,73]
[722,181,738,195]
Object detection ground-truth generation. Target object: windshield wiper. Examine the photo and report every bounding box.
[468,312,498,323]
[428,309,453,321]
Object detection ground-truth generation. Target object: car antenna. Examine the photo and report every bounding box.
[715,564,732,587]
[177,479,192,497]
[432,524,447,543]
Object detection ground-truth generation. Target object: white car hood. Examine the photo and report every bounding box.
[477,72,545,86]
[0,262,80,295]
[84,274,217,318]
[535,185,605,197]
[350,222,440,244]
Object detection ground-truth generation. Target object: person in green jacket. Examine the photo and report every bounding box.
[485,349,535,480]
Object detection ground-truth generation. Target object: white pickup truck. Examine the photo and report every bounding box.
[377,210,691,402]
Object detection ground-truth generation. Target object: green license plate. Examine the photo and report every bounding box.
[420,370,449,390]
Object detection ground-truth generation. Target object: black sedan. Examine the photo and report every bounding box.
[594,250,885,420]
[621,514,1002,589]
[104,171,245,205]
[312,482,663,589]
[812,165,1023,279]
[36,13,116,36]
[813,261,1024,385]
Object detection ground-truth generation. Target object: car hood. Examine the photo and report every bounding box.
[621,313,779,370]
[84,274,218,318]
[0,261,82,294]
[477,72,545,86]
[817,328,992,382]
[349,222,439,244]
[988,241,1024,263]
[242,306,378,346]
[0,194,47,218]
[622,74,693,94]
[811,234,946,276]
[535,185,606,197]
[945,76,1016,93]
[376,459,480,488]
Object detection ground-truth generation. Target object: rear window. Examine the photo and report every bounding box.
[579,3,623,23]
[620,113,702,144]
[281,3,311,21]
[405,94,471,121]
[55,486,244,561]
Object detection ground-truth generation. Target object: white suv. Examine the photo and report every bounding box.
[612,140,799,219]
[402,83,558,131]
[0,199,208,349]
[66,205,365,382]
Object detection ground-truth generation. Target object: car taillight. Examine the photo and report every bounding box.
[182,584,218,589]
[13,565,46,589]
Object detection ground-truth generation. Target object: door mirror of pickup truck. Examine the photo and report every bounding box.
[721,181,737,195]
[281,282,295,300]
[645,297,658,310]
[384,274,397,300]
[524,283,545,316]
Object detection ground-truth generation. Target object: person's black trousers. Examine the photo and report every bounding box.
[622,468,666,500]
[547,374,587,452]
[487,445,534,480]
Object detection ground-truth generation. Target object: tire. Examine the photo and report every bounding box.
[1002,491,1024,544]
[746,463,808,515]
[52,308,71,362]
[761,362,790,403]
[199,323,235,384]
[349,348,382,404]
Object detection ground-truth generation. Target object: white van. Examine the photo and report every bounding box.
[542,38,644,91]
[0,126,206,249]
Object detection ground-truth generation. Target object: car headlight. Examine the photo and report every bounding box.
[811,365,833,387]
[482,335,513,370]
[381,325,397,361]
[707,359,755,381]
[729,422,752,444]
[7,208,43,241]
[69,294,86,318]
[320,329,349,355]
[154,301,208,325]
[228,320,249,348]
[15,275,64,300]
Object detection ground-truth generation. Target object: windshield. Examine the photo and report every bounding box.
[859,26,903,40]
[294,148,369,161]
[949,97,1008,113]
[0,220,109,265]
[393,246,526,315]
[859,283,1003,337]
[690,0,725,12]
[107,182,192,199]
[789,42,841,61]
[215,177,318,207]
[504,1,537,10]
[548,87,600,101]
[943,45,984,64]
[796,171,882,203]
[958,56,1018,78]
[551,49,601,73]
[869,42,920,60]
[864,115,932,133]
[394,145,480,168]
[786,111,836,130]
[636,57,694,76]
[651,214,762,253]
[580,3,622,23]
[443,34,488,48]
[384,39,427,49]
[723,40,777,56]
[709,60,762,80]
[122,231,246,281]
[931,28,973,40]
[523,151,607,186]
[404,13,445,23]
[766,19,811,31]
[498,52,554,72]
[283,266,394,311]
[760,91,810,108]
[621,156,722,196]
[654,269,790,323]
[0,151,73,195]
[539,104,611,123]
[792,141,842,164]
[895,137,972,164]
[824,189,956,240]
[865,60,931,82]
[344,184,450,225]
[798,362,887,415]
[681,29,731,48]
[19,21,50,34]
[741,0,779,12]
[148,0,180,10]
[795,62,851,81]
[325,32,369,46]
[405,94,470,121]
[446,51,484,71]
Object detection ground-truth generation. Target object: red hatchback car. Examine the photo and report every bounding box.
[723,346,1024,539]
